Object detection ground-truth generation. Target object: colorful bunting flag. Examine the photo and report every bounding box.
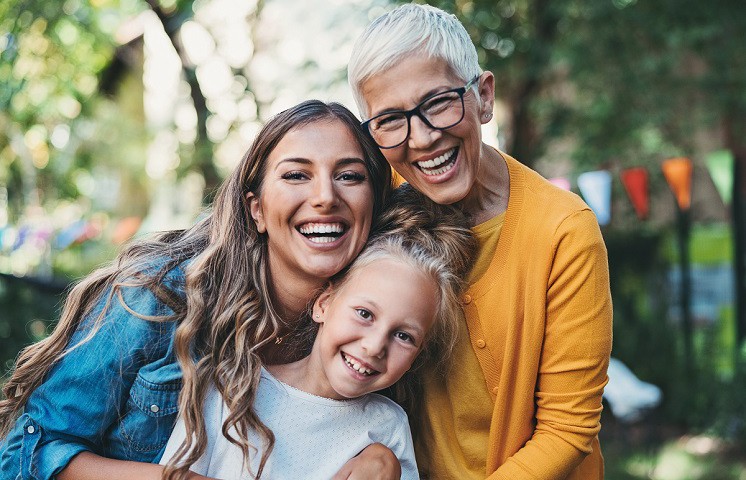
[620,167,649,220]
[662,157,693,211]
[548,177,571,191]
[705,150,734,206]
[577,170,612,226]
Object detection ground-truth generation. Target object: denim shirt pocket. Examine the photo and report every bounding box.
[118,373,180,456]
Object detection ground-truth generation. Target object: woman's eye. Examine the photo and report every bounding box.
[337,171,367,182]
[423,94,458,114]
[281,171,307,181]
[372,114,406,131]
[355,308,372,320]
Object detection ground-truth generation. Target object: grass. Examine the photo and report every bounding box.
[602,411,746,480]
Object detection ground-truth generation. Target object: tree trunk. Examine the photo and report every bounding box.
[145,0,221,197]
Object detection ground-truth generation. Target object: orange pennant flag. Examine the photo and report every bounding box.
[662,157,693,211]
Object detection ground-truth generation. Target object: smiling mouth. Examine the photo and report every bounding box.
[341,352,379,377]
[416,147,458,176]
[297,222,347,244]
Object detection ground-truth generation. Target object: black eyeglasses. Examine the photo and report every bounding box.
[362,76,480,149]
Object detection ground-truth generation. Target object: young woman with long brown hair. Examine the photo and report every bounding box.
[0,100,396,480]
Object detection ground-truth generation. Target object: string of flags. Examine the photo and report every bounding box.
[550,150,735,226]
[0,216,142,255]
[0,150,738,259]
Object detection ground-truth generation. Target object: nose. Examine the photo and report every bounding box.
[407,114,441,150]
[311,176,339,209]
[361,330,387,359]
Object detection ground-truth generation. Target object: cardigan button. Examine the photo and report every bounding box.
[462,294,472,304]
[475,339,486,349]
[491,386,499,395]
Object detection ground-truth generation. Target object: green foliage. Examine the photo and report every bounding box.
[0,276,63,381]
[0,0,149,223]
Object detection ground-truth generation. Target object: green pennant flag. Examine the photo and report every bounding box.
[705,150,734,206]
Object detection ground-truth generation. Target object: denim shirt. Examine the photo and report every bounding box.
[0,265,186,480]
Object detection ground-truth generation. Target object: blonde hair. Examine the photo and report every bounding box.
[348,3,482,118]
[0,100,392,480]
[318,184,476,404]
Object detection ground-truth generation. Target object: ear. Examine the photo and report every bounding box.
[312,289,333,324]
[477,71,495,123]
[247,191,266,233]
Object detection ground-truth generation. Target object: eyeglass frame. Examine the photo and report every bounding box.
[361,75,481,149]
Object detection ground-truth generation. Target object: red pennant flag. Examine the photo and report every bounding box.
[620,167,649,220]
[662,157,693,211]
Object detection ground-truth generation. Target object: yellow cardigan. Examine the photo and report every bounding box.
[462,153,612,479]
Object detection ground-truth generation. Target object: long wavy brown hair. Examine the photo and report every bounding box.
[0,100,392,480]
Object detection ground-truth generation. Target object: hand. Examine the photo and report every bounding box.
[332,443,401,480]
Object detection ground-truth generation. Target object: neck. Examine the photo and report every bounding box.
[266,353,340,399]
[457,144,510,226]
[267,260,325,323]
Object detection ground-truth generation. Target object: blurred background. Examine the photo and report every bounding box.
[1,0,744,478]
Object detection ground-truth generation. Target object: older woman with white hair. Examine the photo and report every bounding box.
[349,4,613,479]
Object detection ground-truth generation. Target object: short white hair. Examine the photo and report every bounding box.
[348,3,482,119]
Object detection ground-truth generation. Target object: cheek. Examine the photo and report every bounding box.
[390,349,419,373]
[348,187,375,222]
[382,149,406,167]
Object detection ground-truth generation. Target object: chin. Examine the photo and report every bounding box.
[426,189,467,206]
[309,261,350,279]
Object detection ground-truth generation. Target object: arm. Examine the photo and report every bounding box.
[490,210,613,479]
[331,443,401,480]
[0,282,179,480]
[59,452,214,480]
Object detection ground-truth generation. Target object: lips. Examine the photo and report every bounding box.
[296,222,347,244]
[416,147,458,176]
[341,352,379,377]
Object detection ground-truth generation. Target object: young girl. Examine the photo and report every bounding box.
[160,185,477,480]
[0,100,397,480]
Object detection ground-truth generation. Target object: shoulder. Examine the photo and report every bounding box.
[502,152,598,236]
[111,259,187,317]
[72,259,188,354]
[508,155,588,213]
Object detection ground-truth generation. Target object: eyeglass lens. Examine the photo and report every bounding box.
[368,90,465,148]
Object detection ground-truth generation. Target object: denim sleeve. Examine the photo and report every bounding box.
[0,277,180,480]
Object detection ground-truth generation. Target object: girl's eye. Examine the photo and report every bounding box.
[281,171,307,181]
[394,331,416,345]
[337,171,367,182]
[355,308,373,320]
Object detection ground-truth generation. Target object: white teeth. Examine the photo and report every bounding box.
[308,236,336,244]
[298,223,346,243]
[417,148,457,176]
[299,223,344,235]
[342,353,376,376]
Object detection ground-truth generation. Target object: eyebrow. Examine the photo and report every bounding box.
[275,157,367,170]
[372,84,460,116]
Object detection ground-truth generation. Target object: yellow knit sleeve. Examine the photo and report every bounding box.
[490,208,613,480]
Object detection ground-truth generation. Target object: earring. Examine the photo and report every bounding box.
[315,314,320,319]
[483,112,493,120]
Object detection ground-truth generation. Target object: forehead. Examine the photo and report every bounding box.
[267,119,364,163]
[336,258,439,319]
[360,56,462,115]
